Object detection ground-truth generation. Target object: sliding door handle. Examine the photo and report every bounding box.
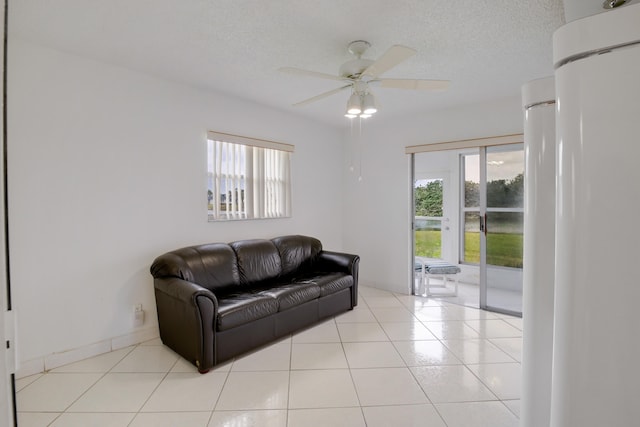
[484,213,488,236]
[479,213,488,236]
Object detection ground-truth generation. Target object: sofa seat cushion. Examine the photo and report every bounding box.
[257,283,321,311]
[216,293,279,331]
[296,273,353,297]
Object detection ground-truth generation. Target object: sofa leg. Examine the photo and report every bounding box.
[198,368,210,374]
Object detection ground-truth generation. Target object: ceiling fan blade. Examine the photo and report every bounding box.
[293,84,352,107]
[378,78,450,91]
[362,45,416,78]
[278,67,346,82]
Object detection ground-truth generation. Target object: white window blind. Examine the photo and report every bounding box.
[207,132,293,221]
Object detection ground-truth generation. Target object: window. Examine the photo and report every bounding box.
[207,131,293,221]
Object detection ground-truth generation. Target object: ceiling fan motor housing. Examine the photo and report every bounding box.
[340,40,374,79]
[339,59,374,79]
[347,40,371,56]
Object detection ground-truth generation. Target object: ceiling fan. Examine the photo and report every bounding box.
[279,40,450,118]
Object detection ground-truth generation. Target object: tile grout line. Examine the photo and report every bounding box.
[19,345,140,426]
[285,331,293,425]
[123,344,174,426]
[391,292,452,427]
[400,292,519,424]
[206,357,236,425]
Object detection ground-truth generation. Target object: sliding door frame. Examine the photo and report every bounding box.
[408,135,523,310]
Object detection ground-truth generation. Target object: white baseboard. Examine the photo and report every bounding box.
[44,340,112,372]
[111,328,159,350]
[15,358,44,379]
[16,327,160,379]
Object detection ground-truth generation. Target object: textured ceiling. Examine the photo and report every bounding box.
[9,0,565,128]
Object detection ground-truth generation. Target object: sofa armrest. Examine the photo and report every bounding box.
[154,277,218,372]
[155,277,218,308]
[317,251,360,307]
[317,251,358,273]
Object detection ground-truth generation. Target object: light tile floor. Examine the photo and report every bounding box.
[16,286,522,427]
[423,279,523,315]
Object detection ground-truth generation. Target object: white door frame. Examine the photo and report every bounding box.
[1,0,17,424]
[410,153,454,295]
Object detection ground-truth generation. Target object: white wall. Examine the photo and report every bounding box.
[563,0,640,22]
[342,97,523,294]
[8,39,345,371]
[563,0,606,22]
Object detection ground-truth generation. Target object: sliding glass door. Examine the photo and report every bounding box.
[410,139,523,315]
[460,144,523,314]
[482,145,524,314]
[461,153,481,266]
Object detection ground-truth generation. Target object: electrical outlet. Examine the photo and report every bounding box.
[133,304,145,327]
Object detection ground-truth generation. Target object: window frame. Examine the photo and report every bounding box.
[207,131,294,221]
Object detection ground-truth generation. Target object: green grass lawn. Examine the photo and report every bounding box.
[415,230,442,259]
[415,230,523,268]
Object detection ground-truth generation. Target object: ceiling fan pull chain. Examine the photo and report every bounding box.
[349,117,355,173]
[358,117,363,182]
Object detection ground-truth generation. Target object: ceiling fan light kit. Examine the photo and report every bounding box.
[362,93,377,115]
[346,92,362,115]
[345,90,377,118]
[279,40,450,119]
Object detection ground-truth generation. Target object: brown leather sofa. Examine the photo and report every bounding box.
[150,235,359,373]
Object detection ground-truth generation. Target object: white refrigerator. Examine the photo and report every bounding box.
[551,3,640,426]
[521,76,556,427]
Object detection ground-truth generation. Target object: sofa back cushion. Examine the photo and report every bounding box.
[230,239,282,285]
[150,243,241,292]
[272,235,322,277]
